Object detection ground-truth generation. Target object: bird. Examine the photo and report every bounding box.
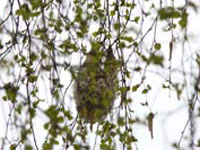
[73,48,119,123]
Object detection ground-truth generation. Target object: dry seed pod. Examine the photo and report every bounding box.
[73,49,119,123]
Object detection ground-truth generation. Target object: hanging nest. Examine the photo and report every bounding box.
[73,49,119,123]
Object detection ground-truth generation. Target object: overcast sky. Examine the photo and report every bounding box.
[0,1,200,150]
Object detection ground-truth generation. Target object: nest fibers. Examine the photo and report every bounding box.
[73,49,119,123]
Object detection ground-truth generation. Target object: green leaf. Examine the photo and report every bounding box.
[43,141,53,150]
[57,116,64,123]
[114,22,120,30]
[149,53,164,66]
[197,139,200,147]
[117,117,125,126]
[30,11,41,17]
[44,123,49,130]
[33,99,44,108]
[132,84,139,92]
[25,145,33,150]
[158,7,181,20]
[10,144,16,150]
[4,83,19,103]
[118,41,126,48]
[28,75,37,83]
[30,52,38,62]
[142,89,148,94]
[154,43,161,50]
[134,66,141,71]
[63,110,73,120]
[134,16,140,23]
[147,84,152,90]
[16,104,22,114]
[92,31,99,37]
[133,42,138,47]
[142,84,151,94]
[55,19,63,33]
[128,118,136,124]
[91,41,102,50]
[29,108,36,118]
[29,0,42,10]
[16,4,30,19]
[178,10,188,29]
[130,135,137,142]
[120,36,133,43]
[110,10,115,16]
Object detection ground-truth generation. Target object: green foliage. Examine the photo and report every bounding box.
[132,84,140,92]
[10,144,16,150]
[120,35,133,43]
[158,7,181,20]
[29,0,42,10]
[142,84,152,94]
[3,83,19,103]
[16,4,40,20]
[197,139,200,147]
[154,43,161,50]
[0,0,199,150]
[25,145,33,150]
[149,53,164,66]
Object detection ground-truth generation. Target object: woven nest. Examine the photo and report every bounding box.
[73,50,119,123]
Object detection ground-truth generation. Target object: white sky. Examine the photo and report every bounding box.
[0,0,200,150]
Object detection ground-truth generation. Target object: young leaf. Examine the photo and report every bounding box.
[154,43,161,50]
